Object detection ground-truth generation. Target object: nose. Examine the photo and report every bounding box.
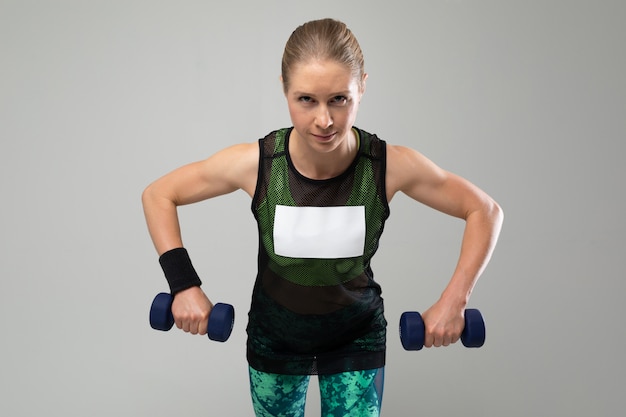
[315,105,333,129]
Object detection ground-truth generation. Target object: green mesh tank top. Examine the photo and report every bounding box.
[247,127,390,375]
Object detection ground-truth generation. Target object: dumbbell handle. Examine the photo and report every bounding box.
[399,308,485,351]
[149,292,234,342]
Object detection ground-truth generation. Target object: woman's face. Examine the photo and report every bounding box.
[284,59,365,154]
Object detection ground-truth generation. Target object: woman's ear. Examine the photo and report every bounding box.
[360,73,368,96]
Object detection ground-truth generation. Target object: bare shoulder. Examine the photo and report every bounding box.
[200,141,259,197]
[385,144,446,200]
[210,141,258,168]
[385,143,499,219]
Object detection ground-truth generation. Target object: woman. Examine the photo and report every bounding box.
[142,18,503,417]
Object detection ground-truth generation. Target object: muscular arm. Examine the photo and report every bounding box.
[386,145,504,347]
[142,142,258,255]
[141,142,258,334]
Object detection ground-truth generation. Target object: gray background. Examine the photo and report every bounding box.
[1,0,624,416]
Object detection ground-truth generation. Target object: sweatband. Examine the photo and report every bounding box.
[158,247,202,295]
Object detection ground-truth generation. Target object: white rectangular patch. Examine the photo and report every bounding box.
[273,205,365,259]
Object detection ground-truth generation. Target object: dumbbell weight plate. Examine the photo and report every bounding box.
[461,308,485,348]
[207,303,235,342]
[399,311,425,351]
[150,292,175,331]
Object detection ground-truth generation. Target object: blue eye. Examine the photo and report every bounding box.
[331,96,348,105]
[298,96,314,103]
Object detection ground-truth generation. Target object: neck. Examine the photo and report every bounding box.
[289,128,359,180]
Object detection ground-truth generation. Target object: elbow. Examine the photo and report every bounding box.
[465,194,503,226]
[141,184,153,209]
[487,198,504,231]
[141,182,161,211]
[142,181,178,212]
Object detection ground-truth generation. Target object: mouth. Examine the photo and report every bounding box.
[311,132,336,141]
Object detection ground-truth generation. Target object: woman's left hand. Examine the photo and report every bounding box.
[420,299,466,348]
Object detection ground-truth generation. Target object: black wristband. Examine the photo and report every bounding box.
[158,247,202,295]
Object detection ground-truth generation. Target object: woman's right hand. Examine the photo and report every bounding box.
[171,286,214,335]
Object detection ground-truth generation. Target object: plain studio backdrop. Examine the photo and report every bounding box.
[1,1,624,416]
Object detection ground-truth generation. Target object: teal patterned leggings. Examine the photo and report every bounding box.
[248,367,384,417]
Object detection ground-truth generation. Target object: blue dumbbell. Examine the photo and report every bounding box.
[399,308,485,350]
[149,292,234,342]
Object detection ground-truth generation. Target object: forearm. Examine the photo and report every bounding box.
[141,184,184,255]
[142,184,206,295]
[440,199,503,308]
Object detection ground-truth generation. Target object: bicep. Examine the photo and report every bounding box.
[387,145,489,220]
[148,142,258,206]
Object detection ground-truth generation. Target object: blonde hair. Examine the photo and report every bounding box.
[281,18,365,93]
